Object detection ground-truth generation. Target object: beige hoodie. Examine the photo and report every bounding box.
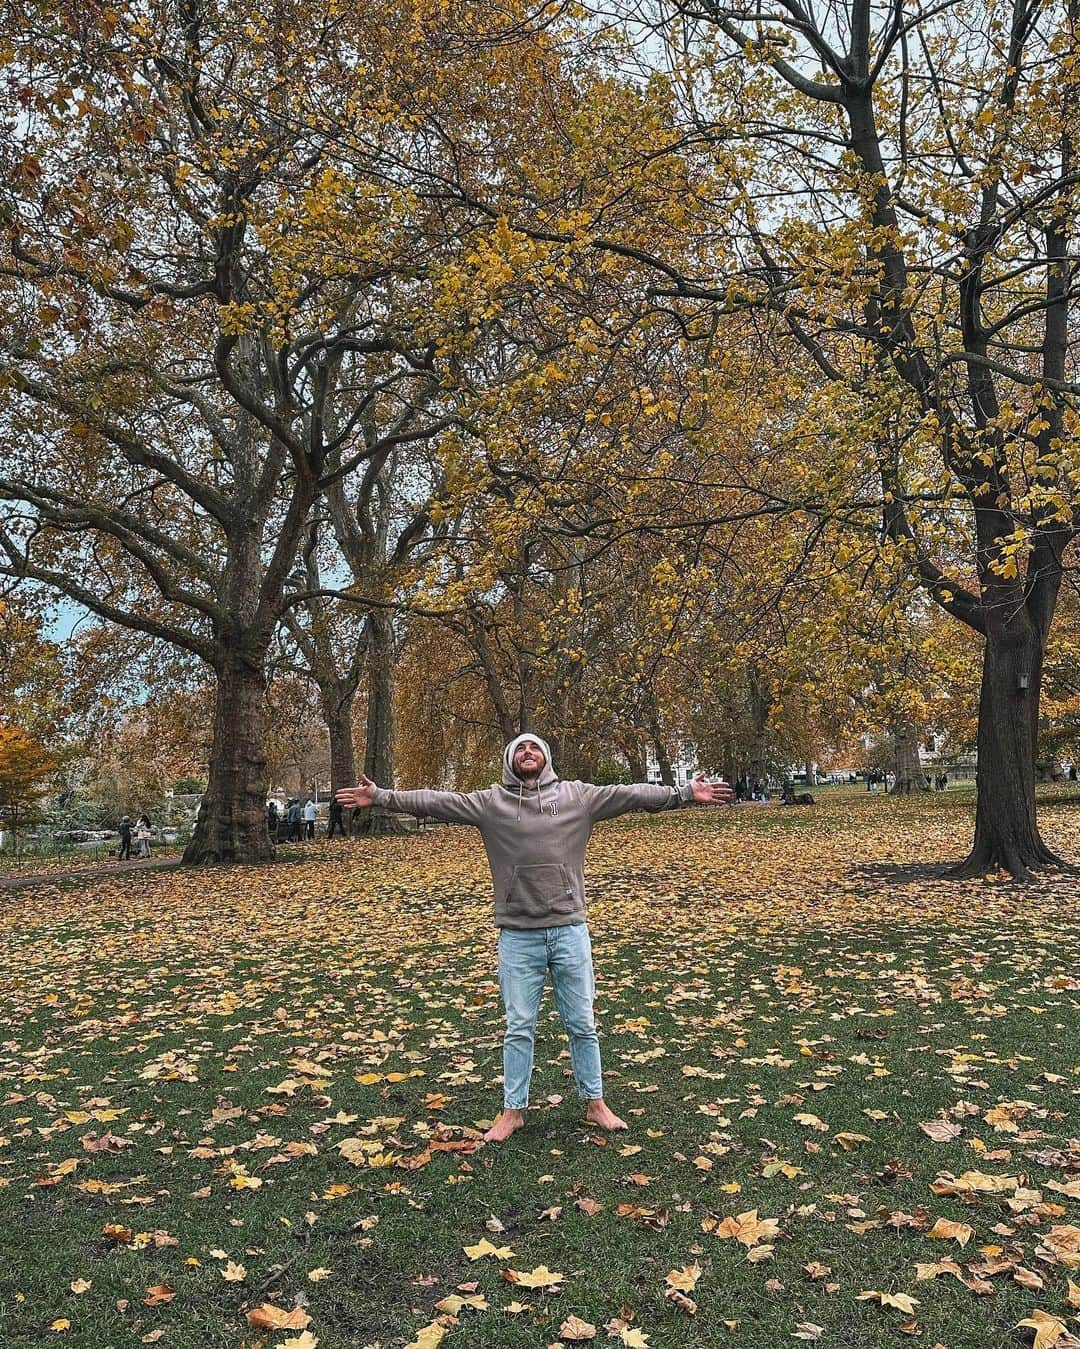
[371,734,694,929]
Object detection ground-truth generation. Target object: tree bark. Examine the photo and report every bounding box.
[950,629,1065,878]
[624,744,647,783]
[748,667,770,786]
[890,718,929,794]
[653,741,675,787]
[355,609,406,836]
[322,680,358,795]
[184,650,273,864]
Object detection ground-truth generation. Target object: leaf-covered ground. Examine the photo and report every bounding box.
[1,789,1078,1349]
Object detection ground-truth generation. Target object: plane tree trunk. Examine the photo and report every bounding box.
[185,646,274,864]
[355,608,405,836]
[890,718,929,795]
[951,622,1064,878]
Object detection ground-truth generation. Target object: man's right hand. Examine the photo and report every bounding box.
[335,774,377,810]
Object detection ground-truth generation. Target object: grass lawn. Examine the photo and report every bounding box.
[1,789,1078,1349]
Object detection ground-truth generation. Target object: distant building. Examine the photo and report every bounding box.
[644,748,696,787]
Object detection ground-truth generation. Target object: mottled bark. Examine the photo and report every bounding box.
[355,609,406,836]
[322,680,358,795]
[184,650,272,864]
[890,718,929,794]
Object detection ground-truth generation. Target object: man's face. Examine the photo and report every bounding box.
[513,739,546,780]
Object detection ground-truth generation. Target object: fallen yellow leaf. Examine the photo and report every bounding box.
[926,1217,974,1247]
[501,1264,564,1289]
[857,1291,920,1314]
[245,1304,311,1330]
[664,1263,702,1292]
[1016,1310,1068,1349]
[463,1238,514,1260]
[558,1314,597,1341]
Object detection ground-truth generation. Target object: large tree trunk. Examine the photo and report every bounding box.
[624,743,647,783]
[950,630,1064,878]
[653,741,675,787]
[748,666,770,786]
[184,650,273,864]
[322,680,358,795]
[355,610,406,836]
[890,718,929,794]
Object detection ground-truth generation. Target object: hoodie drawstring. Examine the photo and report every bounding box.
[514,780,546,821]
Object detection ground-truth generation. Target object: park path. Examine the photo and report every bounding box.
[0,854,181,892]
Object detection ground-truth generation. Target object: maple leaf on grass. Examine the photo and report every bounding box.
[1016,1310,1069,1349]
[919,1118,962,1142]
[711,1209,781,1247]
[404,1326,445,1349]
[246,1304,311,1330]
[857,1291,920,1314]
[558,1314,597,1340]
[434,1291,487,1314]
[281,1334,319,1349]
[463,1238,514,1260]
[501,1264,564,1290]
[925,1217,974,1247]
[664,1263,702,1292]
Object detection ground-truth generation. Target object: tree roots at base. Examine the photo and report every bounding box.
[946,840,1077,882]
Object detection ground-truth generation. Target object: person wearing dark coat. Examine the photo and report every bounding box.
[287,799,303,842]
[327,797,346,837]
[117,816,133,860]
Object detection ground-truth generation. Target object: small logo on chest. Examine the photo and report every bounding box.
[548,801,558,816]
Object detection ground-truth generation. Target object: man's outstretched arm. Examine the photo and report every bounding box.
[336,774,488,825]
[581,772,732,822]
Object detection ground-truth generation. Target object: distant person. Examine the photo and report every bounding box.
[266,800,279,836]
[327,797,346,837]
[303,797,317,839]
[287,799,302,841]
[135,814,152,858]
[336,734,732,1143]
[117,815,133,860]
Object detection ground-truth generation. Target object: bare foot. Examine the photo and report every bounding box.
[585,1099,628,1131]
[483,1109,526,1143]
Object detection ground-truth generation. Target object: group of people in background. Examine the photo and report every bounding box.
[117,813,153,860]
[265,795,347,840]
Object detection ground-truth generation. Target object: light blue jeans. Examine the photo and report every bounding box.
[497,922,603,1109]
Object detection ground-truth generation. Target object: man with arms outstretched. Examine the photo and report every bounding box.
[336,734,731,1142]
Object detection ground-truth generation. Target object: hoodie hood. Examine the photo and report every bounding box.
[502,734,558,788]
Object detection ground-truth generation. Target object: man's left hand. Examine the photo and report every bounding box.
[690,771,733,805]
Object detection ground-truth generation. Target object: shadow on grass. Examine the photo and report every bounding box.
[848,859,959,885]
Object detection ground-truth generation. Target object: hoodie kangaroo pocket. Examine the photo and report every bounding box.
[506,864,576,919]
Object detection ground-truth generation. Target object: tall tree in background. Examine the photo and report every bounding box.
[0,592,69,739]
[0,0,568,862]
[0,724,57,855]
[636,0,1080,875]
